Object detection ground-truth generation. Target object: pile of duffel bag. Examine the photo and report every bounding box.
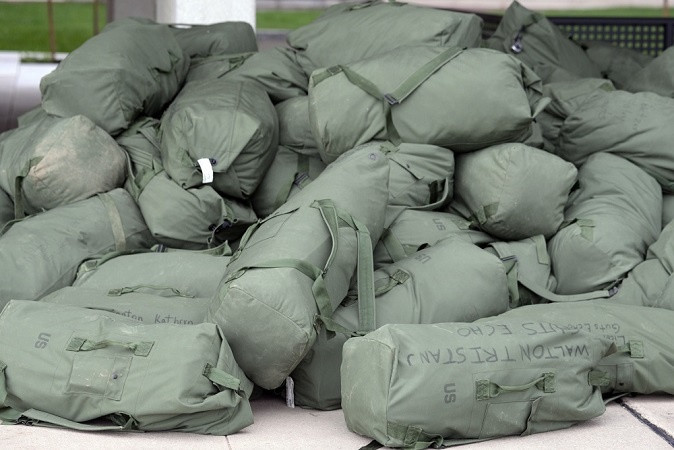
[1,0,673,446]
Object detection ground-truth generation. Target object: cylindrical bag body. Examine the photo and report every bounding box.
[484,0,601,82]
[250,145,327,219]
[309,45,547,163]
[0,114,127,217]
[549,153,662,294]
[291,236,510,410]
[554,88,674,193]
[40,286,210,326]
[373,210,495,269]
[185,52,254,84]
[40,18,189,136]
[275,95,319,156]
[624,46,674,97]
[287,1,482,76]
[496,301,674,396]
[0,189,155,309]
[221,47,309,104]
[0,300,253,435]
[583,41,653,89]
[341,319,614,448]
[73,245,232,299]
[169,21,258,59]
[206,148,390,389]
[377,141,455,228]
[450,143,577,241]
[159,79,279,199]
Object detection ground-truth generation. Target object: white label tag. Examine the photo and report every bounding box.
[285,376,295,408]
[197,158,214,184]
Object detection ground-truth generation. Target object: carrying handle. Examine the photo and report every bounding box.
[16,409,138,432]
[66,337,154,357]
[107,285,195,298]
[476,372,555,400]
[203,363,247,398]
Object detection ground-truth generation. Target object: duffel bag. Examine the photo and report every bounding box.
[0,300,253,435]
[0,189,155,309]
[275,95,319,155]
[582,41,653,90]
[206,147,390,389]
[169,21,258,59]
[291,236,510,410]
[624,46,674,97]
[341,318,615,448]
[309,45,547,163]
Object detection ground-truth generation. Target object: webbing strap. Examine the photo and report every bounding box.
[380,228,409,263]
[386,422,444,450]
[517,272,615,302]
[203,363,245,397]
[13,156,43,220]
[97,192,127,252]
[17,409,138,432]
[616,340,644,359]
[66,337,154,357]
[374,269,410,296]
[476,373,555,401]
[531,234,550,265]
[107,285,194,298]
[408,177,453,212]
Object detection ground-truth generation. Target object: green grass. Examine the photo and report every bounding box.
[0,3,672,53]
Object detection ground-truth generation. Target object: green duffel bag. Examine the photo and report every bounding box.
[287,0,482,76]
[275,95,319,155]
[496,301,674,396]
[73,243,232,299]
[373,210,495,269]
[449,143,577,241]
[0,189,155,309]
[40,286,210,325]
[341,318,615,448]
[582,41,653,90]
[250,145,327,219]
[549,153,662,295]
[185,52,254,83]
[290,236,510,410]
[40,18,189,136]
[160,79,279,199]
[551,86,674,192]
[484,1,601,82]
[624,46,674,97]
[120,116,257,250]
[0,300,253,434]
[169,22,258,59]
[0,114,127,218]
[206,147,390,389]
[222,47,309,103]
[0,189,13,230]
[536,78,615,153]
[309,45,547,163]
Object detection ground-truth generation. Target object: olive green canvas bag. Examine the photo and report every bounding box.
[40,286,210,326]
[373,210,494,269]
[449,143,577,241]
[582,41,653,90]
[275,96,319,156]
[309,45,547,163]
[341,319,615,448]
[159,79,279,200]
[624,46,674,97]
[0,113,126,219]
[169,21,258,59]
[549,153,661,295]
[40,18,189,136]
[0,189,155,309]
[206,148,390,390]
[0,300,253,435]
[291,236,510,410]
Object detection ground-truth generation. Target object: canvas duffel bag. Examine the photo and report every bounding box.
[309,45,547,163]
[40,18,189,136]
[40,286,210,326]
[287,0,482,76]
[185,52,254,84]
[582,41,653,90]
[169,21,258,59]
[484,1,601,82]
[206,147,390,389]
[624,46,674,97]
[0,113,126,218]
[549,153,661,295]
[373,210,494,269]
[496,301,674,396]
[120,116,257,250]
[291,236,510,410]
[449,142,577,241]
[250,145,326,219]
[159,79,279,200]
[341,318,615,448]
[73,243,232,299]
[0,300,253,435]
[275,95,319,155]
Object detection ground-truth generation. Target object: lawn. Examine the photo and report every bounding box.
[0,2,672,53]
